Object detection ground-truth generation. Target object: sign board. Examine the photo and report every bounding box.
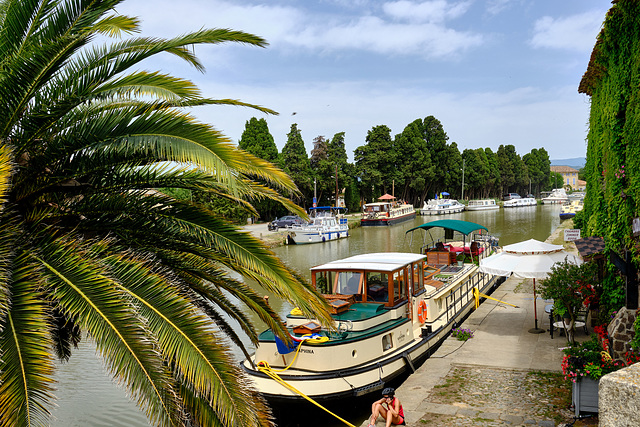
[313,196,317,208]
[564,229,581,241]
[633,217,640,237]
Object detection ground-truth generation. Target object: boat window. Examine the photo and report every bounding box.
[412,263,422,296]
[335,271,362,295]
[365,272,389,302]
[392,270,407,302]
[382,333,393,351]
[313,271,331,294]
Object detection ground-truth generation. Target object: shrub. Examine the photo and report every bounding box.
[451,328,474,341]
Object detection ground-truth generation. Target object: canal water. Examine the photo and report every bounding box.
[51,204,562,427]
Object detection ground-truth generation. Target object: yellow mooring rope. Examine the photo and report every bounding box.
[473,288,518,309]
[257,335,355,427]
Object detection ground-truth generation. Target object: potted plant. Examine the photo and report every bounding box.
[539,260,598,343]
[561,334,624,416]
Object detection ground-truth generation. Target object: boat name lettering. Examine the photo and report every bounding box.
[397,334,406,342]
[299,348,315,354]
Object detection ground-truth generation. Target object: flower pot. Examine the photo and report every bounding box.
[572,377,599,417]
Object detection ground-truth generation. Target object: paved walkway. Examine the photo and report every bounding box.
[362,276,591,426]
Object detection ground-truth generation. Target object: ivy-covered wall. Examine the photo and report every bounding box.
[579,0,640,259]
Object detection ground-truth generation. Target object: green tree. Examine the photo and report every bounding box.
[239,117,286,220]
[394,119,434,205]
[523,148,550,195]
[327,132,356,210]
[355,125,394,202]
[310,135,334,205]
[239,117,279,162]
[0,2,331,426]
[496,144,520,194]
[462,149,488,199]
[484,148,501,197]
[421,116,454,198]
[280,124,313,206]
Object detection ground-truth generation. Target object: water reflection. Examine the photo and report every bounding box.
[52,204,561,426]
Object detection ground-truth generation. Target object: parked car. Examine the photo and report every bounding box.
[502,193,521,201]
[268,215,304,231]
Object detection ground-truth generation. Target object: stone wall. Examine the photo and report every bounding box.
[599,363,640,426]
[607,308,638,362]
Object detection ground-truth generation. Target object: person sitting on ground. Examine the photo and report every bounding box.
[368,387,405,427]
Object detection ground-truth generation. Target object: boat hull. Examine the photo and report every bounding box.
[465,205,499,211]
[420,206,464,215]
[542,199,568,205]
[287,228,349,244]
[503,198,537,208]
[360,211,416,226]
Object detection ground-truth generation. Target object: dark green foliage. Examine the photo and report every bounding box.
[578,0,640,313]
[238,117,286,220]
[539,261,599,343]
[280,124,313,206]
[394,119,435,204]
[238,117,279,162]
[354,125,394,202]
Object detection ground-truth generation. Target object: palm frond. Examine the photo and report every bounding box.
[93,13,140,37]
[0,252,55,427]
[101,251,268,427]
[34,237,180,426]
[0,142,13,209]
[97,71,202,101]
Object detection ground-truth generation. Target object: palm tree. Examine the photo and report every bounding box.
[0,1,331,426]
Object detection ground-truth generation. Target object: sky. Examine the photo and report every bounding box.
[114,0,612,161]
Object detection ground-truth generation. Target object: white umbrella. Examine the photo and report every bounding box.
[479,239,582,333]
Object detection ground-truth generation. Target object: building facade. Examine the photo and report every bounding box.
[550,165,580,190]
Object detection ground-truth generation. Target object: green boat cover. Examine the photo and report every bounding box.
[405,219,488,236]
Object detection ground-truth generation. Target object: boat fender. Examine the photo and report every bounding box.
[417,300,427,323]
[322,236,326,242]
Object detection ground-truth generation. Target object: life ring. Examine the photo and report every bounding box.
[417,300,427,323]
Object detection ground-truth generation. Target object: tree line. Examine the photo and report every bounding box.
[239,116,562,219]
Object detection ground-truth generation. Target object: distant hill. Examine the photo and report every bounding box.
[550,157,585,169]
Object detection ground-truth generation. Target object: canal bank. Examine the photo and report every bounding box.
[363,219,595,427]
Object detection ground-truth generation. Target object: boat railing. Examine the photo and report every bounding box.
[441,268,498,326]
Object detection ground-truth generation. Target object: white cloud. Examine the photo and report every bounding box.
[290,16,483,57]
[530,10,604,52]
[382,0,471,24]
[119,0,483,59]
[486,0,514,16]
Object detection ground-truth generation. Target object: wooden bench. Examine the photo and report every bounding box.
[426,251,457,266]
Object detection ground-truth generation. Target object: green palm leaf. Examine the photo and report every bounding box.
[0,253,55,427]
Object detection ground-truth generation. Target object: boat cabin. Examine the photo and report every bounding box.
[311,253,426,308]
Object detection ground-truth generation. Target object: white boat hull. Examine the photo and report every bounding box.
[287,228,349,244]
[503,197,537,208]
[465,205,499,211]
[420,205,465,215]
[420,199,465,215]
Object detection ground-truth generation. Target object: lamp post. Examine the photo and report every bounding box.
[461,159,465,200]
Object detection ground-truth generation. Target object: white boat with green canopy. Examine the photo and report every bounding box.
[406,219,498,264]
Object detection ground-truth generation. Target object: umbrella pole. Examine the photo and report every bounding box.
[529,278,545,334]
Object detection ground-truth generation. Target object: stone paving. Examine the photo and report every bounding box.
[407,366,574,426]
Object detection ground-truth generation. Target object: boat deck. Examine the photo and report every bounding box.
[258,311,408,344]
